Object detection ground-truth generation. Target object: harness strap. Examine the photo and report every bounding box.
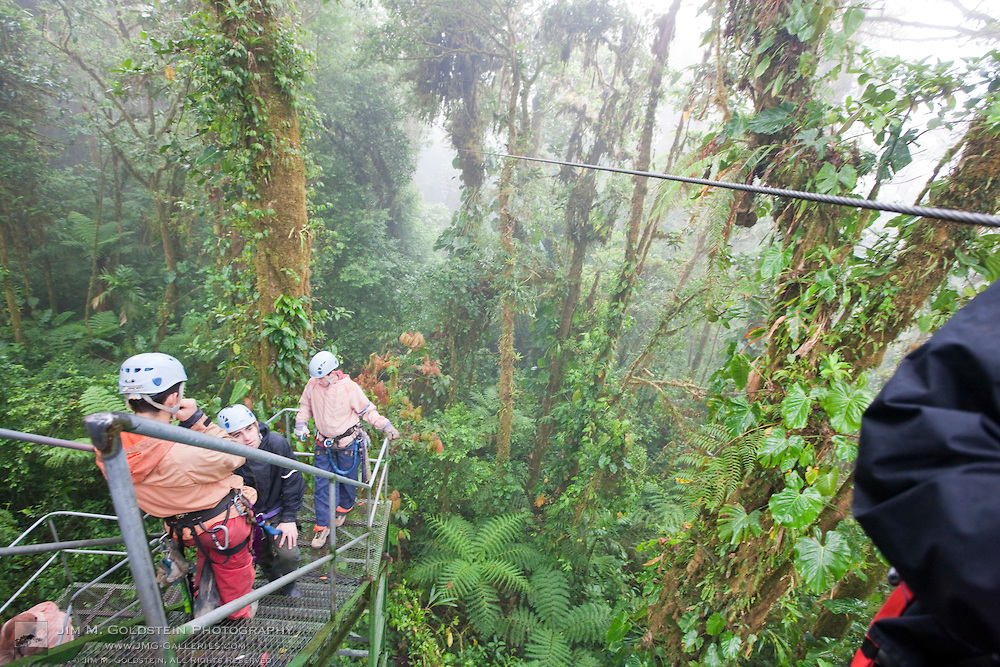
[851,581,914,667]
[164,489,253,562]
[317,423,361,448]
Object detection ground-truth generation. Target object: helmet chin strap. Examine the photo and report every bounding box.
[139,383,185,417]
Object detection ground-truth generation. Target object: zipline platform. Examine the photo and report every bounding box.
[44,502,390,667]
[2,414,392,667]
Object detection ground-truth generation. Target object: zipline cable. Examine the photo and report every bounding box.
[479,152,1000,228]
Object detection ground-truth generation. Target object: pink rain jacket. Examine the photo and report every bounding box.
[296,372,389,445]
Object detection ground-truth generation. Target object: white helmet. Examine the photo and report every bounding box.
[309,351,339,378]
[217,404,257,433]
[119,353,187,398]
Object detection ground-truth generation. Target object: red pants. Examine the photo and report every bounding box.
[185,515,255,619]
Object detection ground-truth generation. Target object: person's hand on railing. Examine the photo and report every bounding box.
[275,522,298,549]
[382,423,399,440]
[293,422,310,441]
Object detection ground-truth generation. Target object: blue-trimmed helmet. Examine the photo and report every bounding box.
[119,353,187,398]
[217,404,257,433]
[309,351,339,378]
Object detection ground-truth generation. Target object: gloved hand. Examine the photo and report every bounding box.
[294,422,309,441]
[383,423,400,440]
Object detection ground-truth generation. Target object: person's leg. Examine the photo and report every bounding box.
[265,521,302,595]
[334,446,360,526]
[257,528,277,581]
[313,446,333,529]
[197,516,256,620]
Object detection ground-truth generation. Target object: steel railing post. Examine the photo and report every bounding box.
[84,412,177,666]
[331,479,339,615]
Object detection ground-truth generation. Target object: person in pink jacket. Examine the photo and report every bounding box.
[95,352,258,619]
[294,351,399,548]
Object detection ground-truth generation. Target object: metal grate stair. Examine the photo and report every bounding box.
[44,500,390,666]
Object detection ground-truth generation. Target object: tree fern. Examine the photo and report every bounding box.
[561,603,612,643]
[471,512,528,559]
[79,384,126,416]
[409,513,535,636]
[462,581,502,636]
[527,569,570,625]
[427,514,477,560]
[502,567,612,667]
[569,648,604,667]
[525,626,573,667]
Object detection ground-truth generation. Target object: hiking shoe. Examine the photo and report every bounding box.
[310,527,330,549]
[280,582,303,598]
[334,513,348,528]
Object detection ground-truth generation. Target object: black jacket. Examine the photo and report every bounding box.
[235,422,305,525]
[854,281,1000,666]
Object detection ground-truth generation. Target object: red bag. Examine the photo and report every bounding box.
[851,581,915,667]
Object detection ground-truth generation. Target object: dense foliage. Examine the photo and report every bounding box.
[1,0,999,664]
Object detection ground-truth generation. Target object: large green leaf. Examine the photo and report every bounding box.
[705,612,726,636]
[747,102,796,134]
[756,431,807,471]
[781,384,812,429]
[794,532,852,594]
[821,381,871,433]
[759,244,789,280]
[769,486,824,529]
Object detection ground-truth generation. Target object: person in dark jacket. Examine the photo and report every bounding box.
[218,404,305,597]
[854,280,1000,667]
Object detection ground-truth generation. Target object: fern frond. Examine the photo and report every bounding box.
[479,558,530,594]
[40,446,93,470]
[471,512,527,559]
[429,515,476,560]
[569,647,604,667]
[490,542,543,571]
[79,384,126,416]
[561,603,612,644]
[644,482,689,533]
[407,554,453,585]
[439,559,480,598]
[87,310,121,336]
[498,606,538,647]
[463,581,501,636]
[525,626,573,667]
[527,569,571,625]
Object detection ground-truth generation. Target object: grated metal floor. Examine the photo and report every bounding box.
[51,500,389,667]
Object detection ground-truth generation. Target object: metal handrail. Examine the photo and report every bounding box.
[7,511,118,548]
[0,427,95,452]
[81,410,390,663]
[0,511,140,618]
[0,409,391,666]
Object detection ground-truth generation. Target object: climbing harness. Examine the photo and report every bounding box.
[317,425,368,478]
[163,488,254,563]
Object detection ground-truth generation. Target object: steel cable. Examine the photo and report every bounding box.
[483,152,1000,228]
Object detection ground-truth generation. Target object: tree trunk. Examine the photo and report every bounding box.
[212,0,312,401]
[840,118,1000,372]
[601,4,681,365]
[0,225,23,343]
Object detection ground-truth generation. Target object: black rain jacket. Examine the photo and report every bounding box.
[854,280,1000,666]
[235,422,305,525]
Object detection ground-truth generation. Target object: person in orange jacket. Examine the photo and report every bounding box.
[94,352,258,620]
